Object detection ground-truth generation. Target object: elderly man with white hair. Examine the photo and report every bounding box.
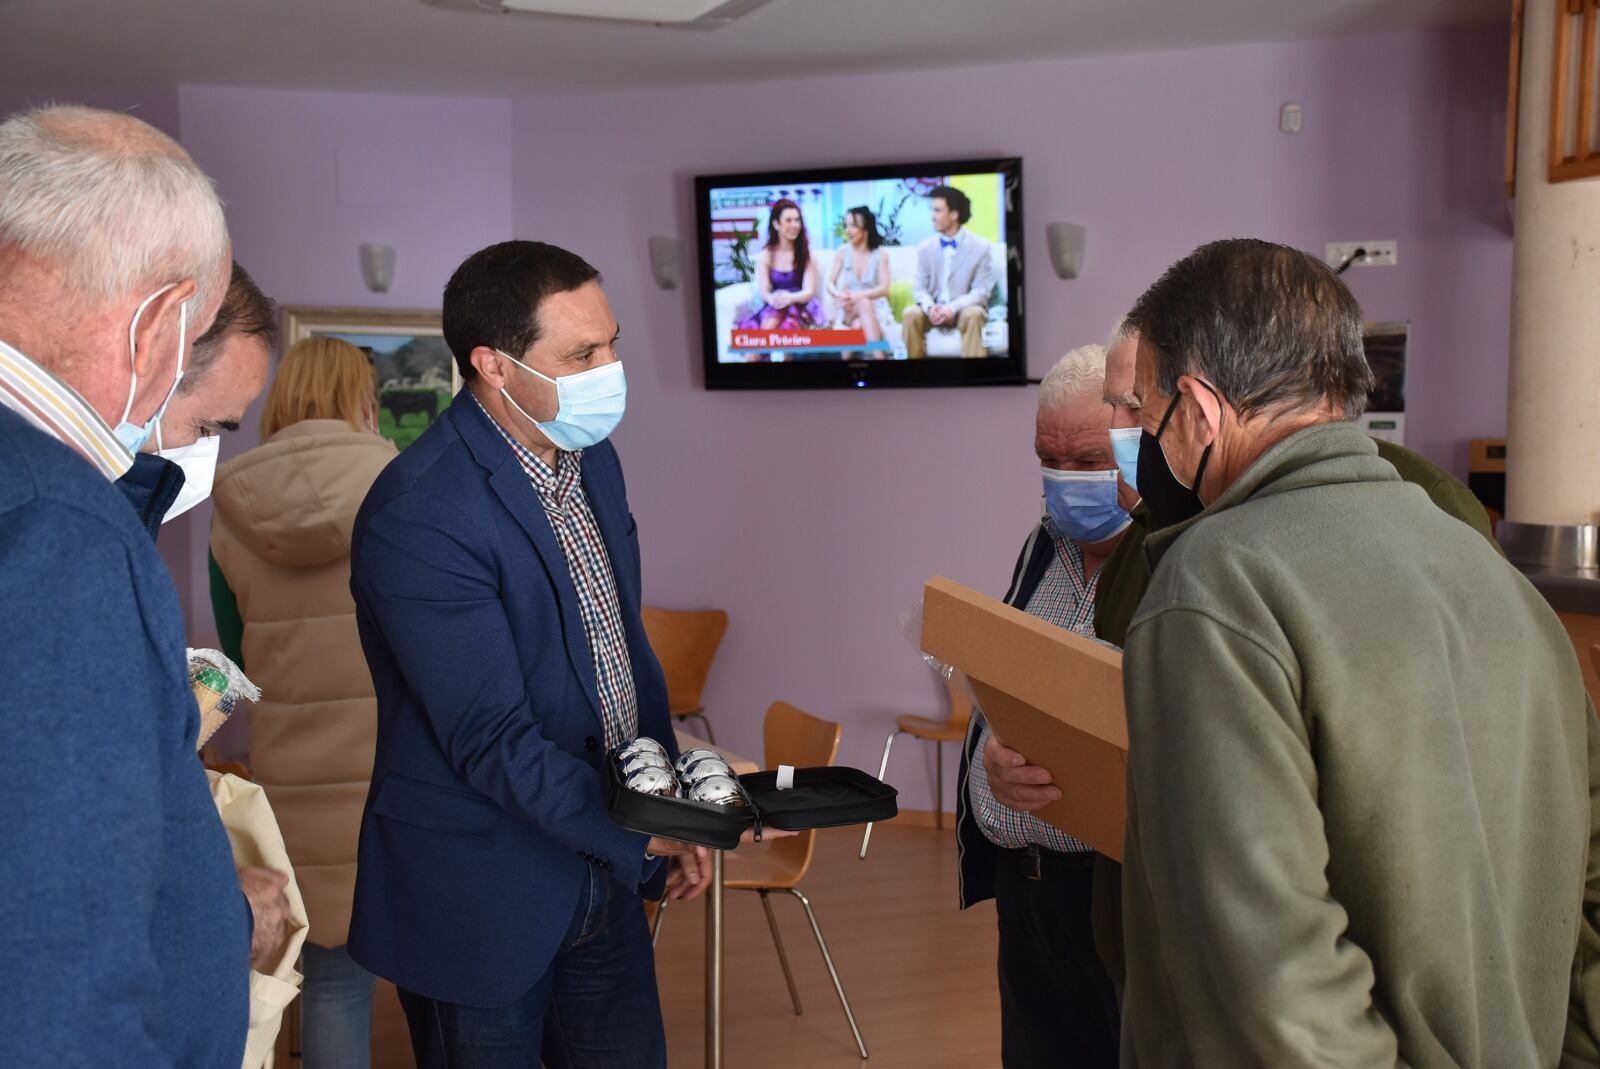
[954,344,1134,1068]
[0,105,252,1066]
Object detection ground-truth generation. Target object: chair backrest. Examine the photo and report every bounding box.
[640,607,729,714]
[1590,644,1599,693]
[200,746,252,781]
[762,700,841,879]
[943,672,974,733]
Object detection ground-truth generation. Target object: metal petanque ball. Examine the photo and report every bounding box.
[675,748,723,774]
[617,737,668,762]
[622,751,674,778]
[681,760,735,788]
[626,766,682,798]
[688,774,746,807]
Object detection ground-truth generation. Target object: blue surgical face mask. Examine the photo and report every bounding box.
[1042,466,1132,544]
[1109,426,1141,498]
[495,349,626,452]
[114,283,188,454]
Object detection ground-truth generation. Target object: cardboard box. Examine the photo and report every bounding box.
[920,575,1129,860]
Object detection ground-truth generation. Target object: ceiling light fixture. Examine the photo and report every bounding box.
[421,0,778,30]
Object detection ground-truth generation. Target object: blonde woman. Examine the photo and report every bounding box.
[209,337,397,1069]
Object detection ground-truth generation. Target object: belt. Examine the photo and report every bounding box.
[1000,843,1095,881]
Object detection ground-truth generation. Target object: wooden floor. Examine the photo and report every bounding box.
[355,823,999,1068]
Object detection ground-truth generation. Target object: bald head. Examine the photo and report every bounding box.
[0,105,229,325]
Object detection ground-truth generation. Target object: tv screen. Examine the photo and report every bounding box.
[695,157,1025,390]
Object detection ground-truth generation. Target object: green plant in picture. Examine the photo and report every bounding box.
[834,194,912,247]
[717,229,758,289]
[876,190,912,247]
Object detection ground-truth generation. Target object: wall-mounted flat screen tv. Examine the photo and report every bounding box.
[695,157,1025,390]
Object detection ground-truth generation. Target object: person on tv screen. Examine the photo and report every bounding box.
[738,198,821,337]
[903,184,997,358]
[826,205,893,358]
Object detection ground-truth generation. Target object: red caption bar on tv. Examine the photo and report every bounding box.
[729,329,868,350]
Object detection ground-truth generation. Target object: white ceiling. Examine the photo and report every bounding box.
[0,0,1504,98]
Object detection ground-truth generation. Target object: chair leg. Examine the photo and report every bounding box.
[786,888,868,1060]
[760,890,803,1016]
[935,739,944,829]
[652,898,667,947]
[859,729,902,859]
[685,711,717,745]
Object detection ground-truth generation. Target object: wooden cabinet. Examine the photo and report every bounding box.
[1551,0,1600,182]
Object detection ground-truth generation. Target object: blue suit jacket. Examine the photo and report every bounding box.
[0,408,249,1066]
[346,389,673,1007]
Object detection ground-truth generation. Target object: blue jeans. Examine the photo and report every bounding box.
[301,942,377,1069]
[397,867,665,1069]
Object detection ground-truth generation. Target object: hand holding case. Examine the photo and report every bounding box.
[605,756,898,850]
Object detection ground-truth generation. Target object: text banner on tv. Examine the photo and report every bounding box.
[729,329,891,352]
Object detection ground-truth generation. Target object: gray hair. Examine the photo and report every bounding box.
[1126,238,1373,420]
[1106,315,1136,351]
[1037,344,1107,410]
[0,106,228,327]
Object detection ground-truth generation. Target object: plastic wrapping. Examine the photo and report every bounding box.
[902,596,980,716]
[186,647,261,751]
[900,597,953,681]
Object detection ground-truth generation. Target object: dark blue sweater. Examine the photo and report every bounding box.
[0,407,249,1066]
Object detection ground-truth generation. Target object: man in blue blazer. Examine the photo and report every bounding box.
[349,240,709,1067]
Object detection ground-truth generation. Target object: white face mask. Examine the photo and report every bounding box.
[153,423,219,522]
[113,283,188,454]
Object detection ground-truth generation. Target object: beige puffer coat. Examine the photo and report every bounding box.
[210,419,397,948]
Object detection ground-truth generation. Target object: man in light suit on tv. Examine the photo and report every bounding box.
[902,183,997,358]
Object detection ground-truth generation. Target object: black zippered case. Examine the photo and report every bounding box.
[604,755,898,850]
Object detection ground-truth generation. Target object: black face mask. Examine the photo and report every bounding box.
[1136,381,1219,531]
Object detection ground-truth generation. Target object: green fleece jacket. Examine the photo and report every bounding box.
[1095,437,1498,648]
[1120,423,1600,1067]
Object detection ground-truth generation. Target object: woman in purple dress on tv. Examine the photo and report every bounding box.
[739,198,822,342]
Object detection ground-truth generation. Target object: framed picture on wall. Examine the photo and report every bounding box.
[281,306,460,452]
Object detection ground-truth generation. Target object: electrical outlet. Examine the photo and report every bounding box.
[1325,241,1398,269]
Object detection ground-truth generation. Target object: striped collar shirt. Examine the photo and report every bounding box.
[0,339,133,480]
[473,394,639,749]
[968,530,1101,854]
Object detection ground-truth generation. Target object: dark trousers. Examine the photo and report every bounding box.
[397,866,666,1069]
[995,846,1120,1068]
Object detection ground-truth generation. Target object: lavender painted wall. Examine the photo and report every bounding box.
[155,85,514,643]
[0,85,180,137]
[1,26,1512,808]
[510,25,1513,812]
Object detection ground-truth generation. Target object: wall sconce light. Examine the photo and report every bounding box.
[360,243,397,294]
[647,236,681,291]
[1045,223,1087,280]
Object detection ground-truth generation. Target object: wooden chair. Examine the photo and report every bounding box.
[858,672,972,858]
[200,744,252,781]
[656,702,868,1060]
[1590,644,1599,689]
[641,606,728,743]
